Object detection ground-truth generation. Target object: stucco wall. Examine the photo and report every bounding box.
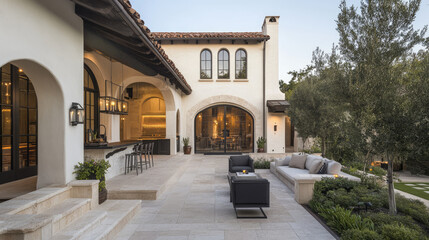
[160,43,265,152]
[159,17,286,153]
[0,0,84,187]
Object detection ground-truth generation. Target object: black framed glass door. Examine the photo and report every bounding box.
[195,105,253,154]
[0,64,37,184]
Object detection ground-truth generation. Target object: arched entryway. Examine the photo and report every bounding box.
[121,82,166,140]
[195,105,254,154]
[0,63,38,184]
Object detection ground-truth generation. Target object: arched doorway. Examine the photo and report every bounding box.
[195,105,254,154]
[121,82,166,140]
[0,63,38,184]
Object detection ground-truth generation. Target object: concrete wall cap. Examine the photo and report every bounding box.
[69,180,100,186]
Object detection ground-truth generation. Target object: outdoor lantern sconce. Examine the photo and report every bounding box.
[70,102,85,126]
[274,123,277,132]
[121,100,128,114]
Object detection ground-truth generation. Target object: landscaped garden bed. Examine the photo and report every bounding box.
[308,177,429,239]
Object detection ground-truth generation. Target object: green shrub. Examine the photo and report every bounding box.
[396,194,429,227]
[318,206,374,235]
[253,159,271,169]
[380,223,429,240]
[341,229,382,240]
[314,177,359,194]
[363,212,423,232]
[368,166,386,177]
[310,178,386,211]
[74,159,111,191]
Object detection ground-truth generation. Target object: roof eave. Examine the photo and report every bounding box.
[111,0,192,94]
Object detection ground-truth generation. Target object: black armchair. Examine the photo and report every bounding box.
[230,178,270,218]
[229,155,255,173]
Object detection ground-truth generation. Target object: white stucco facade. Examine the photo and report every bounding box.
[160,16,287,154]
[0,0,84,188]
[0,0,290,187]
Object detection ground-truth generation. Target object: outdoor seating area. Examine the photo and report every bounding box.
[114,154,334,240]
[270,154,360,204]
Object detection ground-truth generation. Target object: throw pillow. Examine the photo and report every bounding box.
[317,162,328,174]
[289,154,307,169]
[327,160,342,175]
[305,155,323,170]
[308,159,324,174]
[275,156,292,167]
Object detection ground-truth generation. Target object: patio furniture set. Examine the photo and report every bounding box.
[124,142,155,175]
[228,155,270,218]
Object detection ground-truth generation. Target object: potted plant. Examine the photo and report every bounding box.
[183,137,191,154]
[74,159,111,204]
[256,137,266,153]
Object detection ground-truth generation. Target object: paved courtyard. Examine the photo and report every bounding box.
[116,155,334,240]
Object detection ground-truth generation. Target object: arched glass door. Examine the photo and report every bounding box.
[84,65,99,143]
[195,105,253,154]
[0,64,37,184]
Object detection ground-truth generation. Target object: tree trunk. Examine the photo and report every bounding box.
[321,137,326,157]
[387,152,397,215]
[302,138,307,153]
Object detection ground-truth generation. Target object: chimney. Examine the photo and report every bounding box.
[262,16,279,35]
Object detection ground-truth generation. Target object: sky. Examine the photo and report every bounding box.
[133,0,429,82]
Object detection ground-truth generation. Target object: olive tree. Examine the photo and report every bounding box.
[336,0,427,214]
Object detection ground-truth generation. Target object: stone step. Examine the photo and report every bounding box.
[50,210,107,240]
[41,198,92,235]
[0,186,71,215]
[76,200,141,240]
[0,198,91,239]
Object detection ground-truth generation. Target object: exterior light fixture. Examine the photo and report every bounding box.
[70,102,85,126]
[274,122,277,132]
[99,60,128,115]
[120,100,128,114]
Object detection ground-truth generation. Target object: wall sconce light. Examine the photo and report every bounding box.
[70,102,85,126]
[274,122,277,132]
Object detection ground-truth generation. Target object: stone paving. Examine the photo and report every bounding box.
[116,155,334,240]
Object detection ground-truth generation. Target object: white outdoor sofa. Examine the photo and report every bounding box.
[270,154,360,204]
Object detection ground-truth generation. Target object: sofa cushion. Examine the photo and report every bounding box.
[327,160,342,175]
[275,156,292,167]
[308,159,324,174]
[289,154,307,169]
[305,155,323,170]
[230,155,249,166]
[276,166,309,182]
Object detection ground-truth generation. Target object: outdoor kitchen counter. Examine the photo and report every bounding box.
[84,140,140,149]
[84,141,139,180]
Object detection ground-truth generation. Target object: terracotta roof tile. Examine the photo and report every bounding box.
[116,0,192,92]
[152,32,270,41]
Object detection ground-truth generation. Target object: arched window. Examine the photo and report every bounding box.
[200,49,212,79]
[218,49,230,79]
[83,65,99,143]
[235,49,247,79]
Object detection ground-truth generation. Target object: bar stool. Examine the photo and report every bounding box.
[140,143,150,169]
[125,143,143,175]
[148,142,154,167]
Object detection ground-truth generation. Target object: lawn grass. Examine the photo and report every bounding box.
[395,182,429,200]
